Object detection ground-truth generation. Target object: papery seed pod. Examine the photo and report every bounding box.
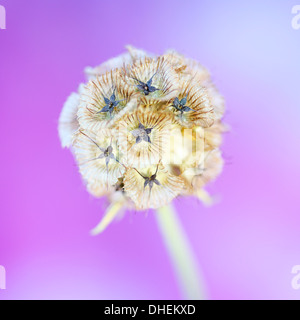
[58,84,84,148]
[123,163,185,210]
[202,82,225,121]
[85,46,154,81]
[182,149,224,194]
[163,50,210,82]
[73,128,125,194]
[117,109,172,168]
[126,45,155,62]
[198,120,227,151]
[163,50,225,121]
[123,57,179,102]
[85,53,132,81]
[168,78,215,128]
[78,69,138,132]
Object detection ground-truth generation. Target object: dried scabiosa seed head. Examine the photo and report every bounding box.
[58,45,226,231]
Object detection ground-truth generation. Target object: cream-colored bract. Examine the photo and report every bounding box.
[85,46,154,81]
[58,45,226,233]
[73,128,125,192]
[78,69,138,132]
[123,56,180,102]
[58,84,85,148]
[169,78,215,128]
[117,109,172,168]
[124,164,185,210]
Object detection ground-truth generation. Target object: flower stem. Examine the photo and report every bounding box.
[91,201,123,235]
[156,204,207,300]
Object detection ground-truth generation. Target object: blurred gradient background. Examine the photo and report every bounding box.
[0,0,300,300]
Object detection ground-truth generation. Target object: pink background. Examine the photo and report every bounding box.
[0,0,300,299]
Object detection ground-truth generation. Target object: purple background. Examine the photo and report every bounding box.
[0,0,300,300]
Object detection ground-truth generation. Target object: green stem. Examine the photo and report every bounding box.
[91,201,123,235]
[156,204,207,300]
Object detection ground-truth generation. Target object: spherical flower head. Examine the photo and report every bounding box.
[58,46,226,228]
